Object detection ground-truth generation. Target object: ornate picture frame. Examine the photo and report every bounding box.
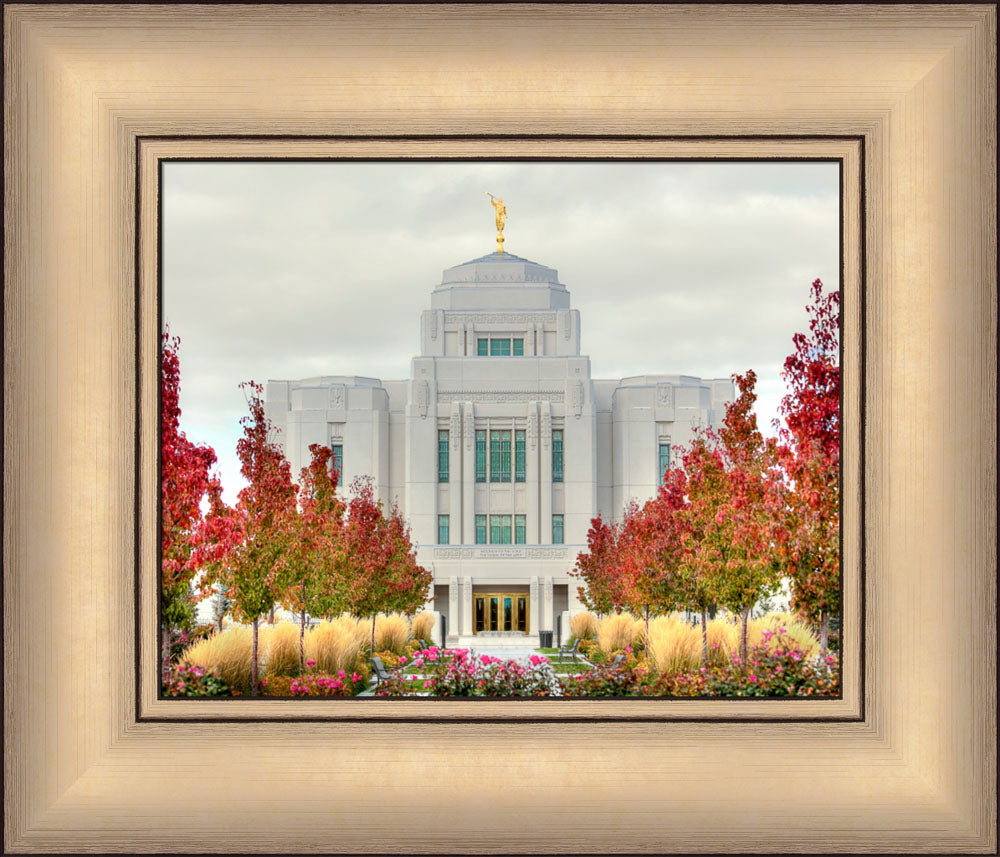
[4,4,995,852]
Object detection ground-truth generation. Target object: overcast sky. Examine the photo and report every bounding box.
[163,161,839,505]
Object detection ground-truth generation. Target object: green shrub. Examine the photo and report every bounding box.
[164,664,231,697]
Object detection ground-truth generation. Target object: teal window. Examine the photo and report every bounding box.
[552,514,564,545]
[477,337,525,356]
[438,430,449,482]
[515,514,526,545]
[489,430,512,483]
[438,515,449,545]
[331,444,343,481]
[552,430,563,482]
[475,430,486,482]
[490,515,512,545]
[475,515,487,545]
[659,443,671,483]
[514,430,526,482]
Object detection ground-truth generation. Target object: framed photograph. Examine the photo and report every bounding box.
[4,3,995,853]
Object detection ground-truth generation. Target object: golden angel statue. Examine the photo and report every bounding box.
[485,192,508,251]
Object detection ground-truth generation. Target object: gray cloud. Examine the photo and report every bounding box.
[163,161,839,503]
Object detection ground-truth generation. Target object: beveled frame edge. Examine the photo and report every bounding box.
[136,136,863,724]
[4,4,995,853]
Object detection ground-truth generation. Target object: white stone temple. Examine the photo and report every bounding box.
[264,247,733,646]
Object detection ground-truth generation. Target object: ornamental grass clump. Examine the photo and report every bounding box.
[596,612,639,655]
[305,619,363,675]
[646,634,840,698]
[570,611,598,640]
[373,613,411,655]
[705,618,740,665]
[261,621,301,677]
[180,625,253,692]
[749,613,820,660]
[646,615,701,676]
[410,611,436,643]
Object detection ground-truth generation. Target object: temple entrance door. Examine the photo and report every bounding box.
[474,593,529,633]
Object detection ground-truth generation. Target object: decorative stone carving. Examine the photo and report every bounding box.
[437,382,563,394]
[430,311,438,340]
[416,380,429,418]
[527,408,538,451]
[657,383,673,408]
[464,405,473,451]
[438,392,564,404]
[445,312,557,325]
[542,411,551,448]
[433,546,569,560]
[329,385,345,410]
[450,410,460,450]
[571,380,583,417]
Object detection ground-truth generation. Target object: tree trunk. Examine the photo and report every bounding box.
[819,609,830,666]
[251,617,259,697]
[644,607,650,650]
[740,606,750,664]
[162,625,171,688]
[217,613,224,633]
[269,605,275,624]
[299,582,306,674]
[370,614,377,655]
[700,607,708,667]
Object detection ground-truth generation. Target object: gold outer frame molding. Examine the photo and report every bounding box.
[4,4,995,853]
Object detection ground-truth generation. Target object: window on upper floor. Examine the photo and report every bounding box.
[476,337,525,356]
[551,429,563,482]
[438,430,449,482]
[659,442,671,483]
[475,430,487,482]
[475,514,487,545]
[330,444,343,482]
[514,430,526,482]
[515,514,526,545]
[489,430,512,483]
[552,514,564,545]
[489,514,512,545]
[438,514,449,545]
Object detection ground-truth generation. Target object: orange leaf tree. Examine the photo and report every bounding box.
[283,443,348,672]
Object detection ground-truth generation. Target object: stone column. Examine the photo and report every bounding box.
[539,400,553,544]
[528,576,540,635]
[449,402,462,543]
[543,576,554,632]
[526,402,540,544]
[447,576,459,643]
[461,576,473,636]
[462,401,476,544]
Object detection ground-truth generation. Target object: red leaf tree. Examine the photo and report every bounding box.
[341,476,432,653]
[775,279,840,657]
[160,332,218,680]
[571,515,628,615]
[198,381,299,696]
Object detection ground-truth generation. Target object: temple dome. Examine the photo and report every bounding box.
[432,249,570,310]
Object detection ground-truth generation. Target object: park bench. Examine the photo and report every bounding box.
[557,638,582,664]
[370,656,396,688]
